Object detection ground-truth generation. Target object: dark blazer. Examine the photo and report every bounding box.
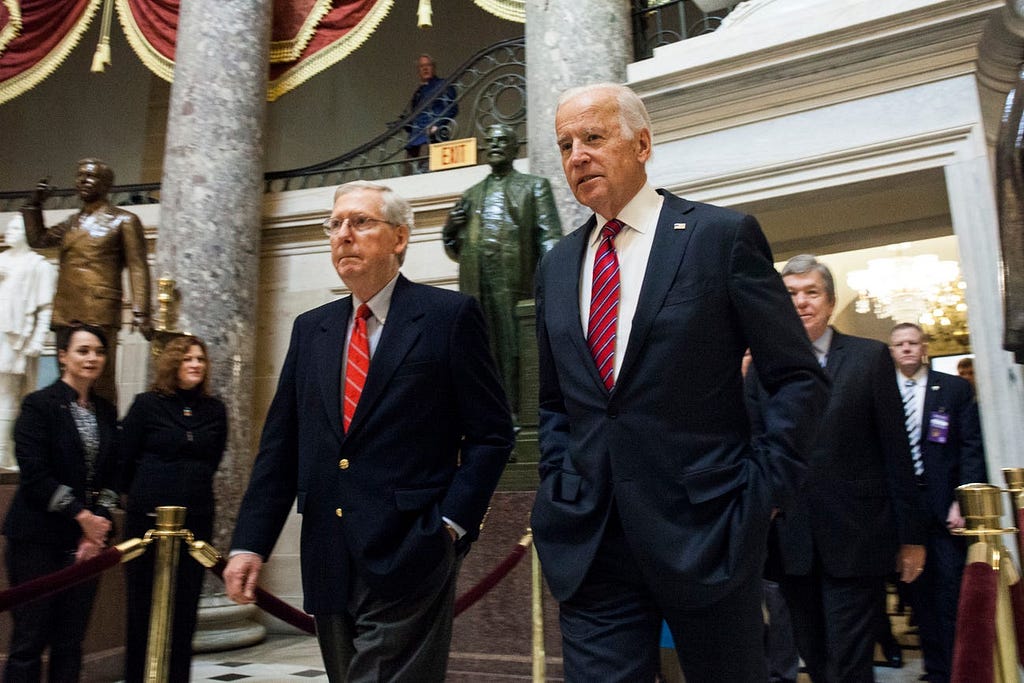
[2,380,118,549]
[231,275,514,614]
[916,370,987,523]
[531,190,828,608]
[120,389,228,517]
[750,330,929,578]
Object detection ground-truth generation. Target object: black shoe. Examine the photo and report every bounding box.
[879,641,903,668]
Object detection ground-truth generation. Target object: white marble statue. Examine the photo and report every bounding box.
[0,215,56,469]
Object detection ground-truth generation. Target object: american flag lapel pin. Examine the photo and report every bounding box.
[674,222,686,230]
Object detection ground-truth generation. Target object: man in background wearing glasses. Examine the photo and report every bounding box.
[224,180,514,682]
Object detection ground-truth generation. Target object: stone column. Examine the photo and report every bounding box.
[525,0,631,231]
[155,0,272,651]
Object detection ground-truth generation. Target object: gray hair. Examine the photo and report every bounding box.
[557,82,652,142]
[780,254,836,303]
[332,180,412,264]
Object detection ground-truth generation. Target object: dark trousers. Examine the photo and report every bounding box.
[123,511,212,683]
[908,526,965,683]
[314,540,461,683]
[764,579,799,681]
[558,508,767,683]
[779,559,881,683]
[4,540,99,683]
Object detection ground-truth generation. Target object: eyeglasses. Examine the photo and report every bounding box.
[322,215,394,237]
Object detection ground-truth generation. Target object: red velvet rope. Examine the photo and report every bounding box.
[0,545,123,612]
[1,535,533,633]
[951,562,998,683]
[454,541,528,616]
[208,558,316,635]
[1009,578,1024,667]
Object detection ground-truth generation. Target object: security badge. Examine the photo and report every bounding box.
[927,385,949,444]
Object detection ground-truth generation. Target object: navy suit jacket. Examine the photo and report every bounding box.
[750,330,930,578]
[231,275,514,614]
[916,370,987,524]
[531,190,828,607]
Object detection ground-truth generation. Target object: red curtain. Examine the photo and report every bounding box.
[0,0,101,105]
[0,0,392,104]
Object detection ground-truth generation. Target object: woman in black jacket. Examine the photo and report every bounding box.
[3,323,118,682]
[121,335,227,683]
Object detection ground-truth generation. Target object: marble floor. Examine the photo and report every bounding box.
[186,624,928,682]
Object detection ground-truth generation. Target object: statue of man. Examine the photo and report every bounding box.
[998,71,1024,363]
[443,124,562,420]
[21,158,153,404]
[0,215,56,469]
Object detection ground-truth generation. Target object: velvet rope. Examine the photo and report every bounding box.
[454,535,530,616]
[1009,578,1024,667]
[0,545,123,613]
[207,557,316,635]
[951,562,998,683]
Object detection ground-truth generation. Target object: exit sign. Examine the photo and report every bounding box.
[430,137,477,171]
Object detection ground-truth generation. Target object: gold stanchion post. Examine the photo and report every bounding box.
[530,530,545,683]
[144,506,191,683]
[955,484,1021,682]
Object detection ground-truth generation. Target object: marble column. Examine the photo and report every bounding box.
[525,0,631,231]
[155,0,272,651]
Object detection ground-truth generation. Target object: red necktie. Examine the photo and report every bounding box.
[343,303,372,431]
[588,219,624,390]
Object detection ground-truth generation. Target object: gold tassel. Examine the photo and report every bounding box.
[90,0,114,72]
[417,0,432,29]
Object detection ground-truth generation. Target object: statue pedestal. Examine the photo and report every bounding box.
[192,595,266,653]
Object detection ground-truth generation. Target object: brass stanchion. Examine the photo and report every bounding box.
[954,484,1021,682]
[1003,468,1024,560]
[144,506,192,683]
[530,530,545,683]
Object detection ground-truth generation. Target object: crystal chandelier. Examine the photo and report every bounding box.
[846,253,969,347]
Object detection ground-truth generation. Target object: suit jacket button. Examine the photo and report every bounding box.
[607,408,618,419]
[338,459,349,470]
[335,508,343,517]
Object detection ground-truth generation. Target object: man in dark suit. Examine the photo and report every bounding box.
[223,181,514,682]
[749,254,929,682]
[890,322,986,683]
[531,82,829,682]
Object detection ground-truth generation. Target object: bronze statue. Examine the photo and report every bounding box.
[21,158,153,403]
[443,124,562,419]
[998,71,1024,363]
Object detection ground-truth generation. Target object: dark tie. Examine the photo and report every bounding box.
[901,378,923,476]
[343,304,372,431]
[588,219,624,390]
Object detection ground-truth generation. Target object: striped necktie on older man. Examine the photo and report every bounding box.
[588,219,624,391]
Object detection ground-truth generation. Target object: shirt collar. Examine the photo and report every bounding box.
[898,365,929,386]
[590,183,662,246]
[811,326,834,358]
[352,273,399,324]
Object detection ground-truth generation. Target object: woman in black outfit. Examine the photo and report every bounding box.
[121,335,227,683]
[3,323,119,682]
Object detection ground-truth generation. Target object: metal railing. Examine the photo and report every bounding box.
[631,0,736,61]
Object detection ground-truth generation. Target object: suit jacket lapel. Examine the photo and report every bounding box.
[617,192,696,386]
[822,328,846,380]
[346,275,424,436]
[554,218,608,392]
[315,298,350,444]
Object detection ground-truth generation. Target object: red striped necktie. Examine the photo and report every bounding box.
[588,219,624,390]
[343,303,372,431]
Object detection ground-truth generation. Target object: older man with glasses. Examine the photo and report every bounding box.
[224,180,514,683]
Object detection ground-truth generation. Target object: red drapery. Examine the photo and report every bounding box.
[0,0,393,105]
[0,0,102,105]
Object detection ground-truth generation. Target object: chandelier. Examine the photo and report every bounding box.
[846,253,970,349]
